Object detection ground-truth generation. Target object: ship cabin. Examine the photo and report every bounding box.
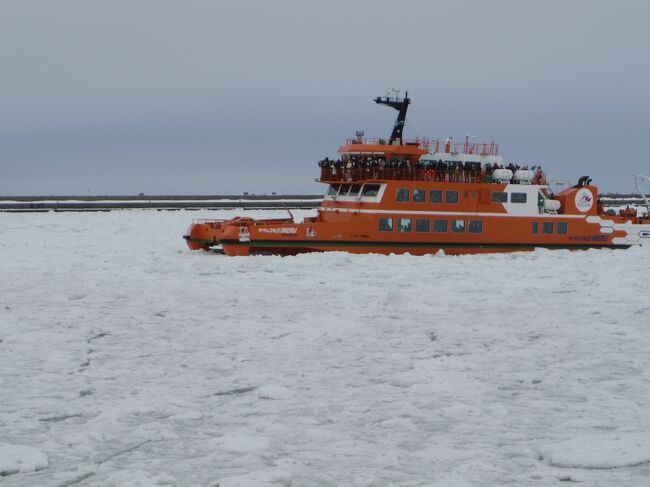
[315,91,593,221]
[317,136,561,216]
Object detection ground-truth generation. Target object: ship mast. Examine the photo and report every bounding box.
[374,90,410,145]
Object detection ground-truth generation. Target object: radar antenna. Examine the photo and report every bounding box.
[374,90,410,145]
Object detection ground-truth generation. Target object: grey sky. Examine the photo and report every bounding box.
[1,0,649,195]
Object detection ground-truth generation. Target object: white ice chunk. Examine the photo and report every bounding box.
[104,470,177,486]
[169,410,203,421]
[539,432,650,468]
[217,469,292,487]
[209,435,270,452]
[256,385,293,400]
[0,443,48,476]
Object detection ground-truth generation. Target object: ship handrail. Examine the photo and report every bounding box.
[425,139,500,157]
[193,219,224,224]
[192,217,295,225]
[319,167,546,185]
[344,137,500,156]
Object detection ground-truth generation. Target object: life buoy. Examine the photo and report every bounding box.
[425,169,435,181]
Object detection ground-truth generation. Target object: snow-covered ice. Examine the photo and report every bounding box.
[1,209,650,486]
[539,432,650,469]
[0,443,48,476]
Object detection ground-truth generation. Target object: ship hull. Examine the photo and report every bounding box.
[183,163,649,257]
[218,240,630,257]
[185,217,639,257]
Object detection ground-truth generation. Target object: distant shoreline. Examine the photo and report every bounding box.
[0,194,322,212]
[0,194,644,212]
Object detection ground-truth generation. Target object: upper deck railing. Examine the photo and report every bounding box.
[343,138,500,156]
[319,165,546,185]
[426,139,500,157]
[344,137,427,148]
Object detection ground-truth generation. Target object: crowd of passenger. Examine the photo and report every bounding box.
[317,156,544,184]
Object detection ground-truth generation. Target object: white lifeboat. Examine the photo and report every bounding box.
[544,200,561,213]
[514,169,534,184]
[493,169,513,183]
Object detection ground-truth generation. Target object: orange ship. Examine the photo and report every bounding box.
[184,93,650,256]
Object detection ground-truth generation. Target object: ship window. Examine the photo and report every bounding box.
[468,220,483,233]
[398,218,412,232]
[415,218,430,232]
[396,188,410,202]
[349,184,361,197]
[543,222,554,234]
[327,184,340,196]
[557,222,568,234]
[430,190,442,204]
[492,192,507,203]
[532,222,538,234]
[339,184,350,196]
[446,191,459,204]
[433,220,448,233]
[511,192,527,203]
[378,217,393,232]
[362,184,380,197]
[452,220,465,233]
[413,189,426,202]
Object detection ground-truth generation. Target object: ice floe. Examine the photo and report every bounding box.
[0,443,48,476]
[539,432,650,469]
[1,209,650,486]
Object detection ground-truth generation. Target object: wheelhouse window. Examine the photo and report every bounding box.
[415,219,430,232]
[511,192,527,203]
[492,192,507,203]
[348,184,361,197]
[446,191,459,204]
[430,190,442,204]
[532,222,538,234]
[543,222,554,234]
[468,220,483,233]
[557,222,568,234]
[338,184,350,196]
[398,218,412,232]
[396,188,410,202]
[378,217,393,232]
[362,184,381,197]
[452,220,465,233]
[413,189,426,202]
[327,184,340,196]
[433,220,448,233]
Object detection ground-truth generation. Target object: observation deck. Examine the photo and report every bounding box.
[341,138,500,157]
[318,163,546,185]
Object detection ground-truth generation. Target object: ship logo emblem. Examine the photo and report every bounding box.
[574,188,594,212]
[639,231,650,238]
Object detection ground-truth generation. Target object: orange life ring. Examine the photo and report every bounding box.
[425,169,435,181]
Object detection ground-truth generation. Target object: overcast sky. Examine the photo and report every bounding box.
[1,0,649,195]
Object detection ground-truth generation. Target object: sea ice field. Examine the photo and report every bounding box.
[1,209,650,486]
